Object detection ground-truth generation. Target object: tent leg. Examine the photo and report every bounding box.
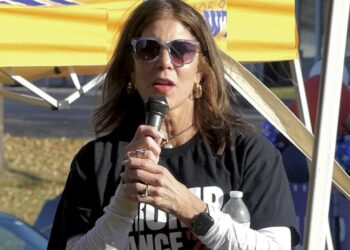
[289,59,312,132]
[289,59,335,250]
[326,225,334,250]
[303,0,350,249]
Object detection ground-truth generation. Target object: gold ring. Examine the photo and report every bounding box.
[141,184,149,197]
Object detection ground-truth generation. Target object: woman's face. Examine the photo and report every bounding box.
[131,17,202,114]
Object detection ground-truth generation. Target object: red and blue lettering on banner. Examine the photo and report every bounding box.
[0,0,78,6]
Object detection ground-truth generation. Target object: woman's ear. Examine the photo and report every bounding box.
[195,69,203,84]
[196,55,208,84]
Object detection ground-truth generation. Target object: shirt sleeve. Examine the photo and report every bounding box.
[197,204,292,250]
[48,144,105,249]
[65,184,138,250]
[48,139,136,250]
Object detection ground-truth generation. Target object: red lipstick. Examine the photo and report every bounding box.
[152,78,175,94]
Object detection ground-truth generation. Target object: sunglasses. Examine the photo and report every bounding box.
[131,37,200,67]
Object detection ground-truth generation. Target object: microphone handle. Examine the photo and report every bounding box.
[145,113,163,131]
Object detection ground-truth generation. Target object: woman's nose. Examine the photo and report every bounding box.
[156,48,173,69]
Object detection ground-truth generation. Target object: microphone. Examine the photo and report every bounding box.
[145,95,169,131]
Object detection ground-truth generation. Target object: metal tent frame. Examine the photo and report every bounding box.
[0,67,104,109]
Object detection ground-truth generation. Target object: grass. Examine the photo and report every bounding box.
[0,134,88,225]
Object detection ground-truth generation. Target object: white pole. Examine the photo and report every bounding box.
[289,59,312,132]
[290,59,335,250]
[303,0,350,249]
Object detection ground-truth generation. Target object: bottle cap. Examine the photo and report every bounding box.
[229,190,243,198]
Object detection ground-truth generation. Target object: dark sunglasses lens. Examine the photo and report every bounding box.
[170,41,197,65]
[135,40,160,61]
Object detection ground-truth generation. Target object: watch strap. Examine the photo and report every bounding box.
[190,203,214,236]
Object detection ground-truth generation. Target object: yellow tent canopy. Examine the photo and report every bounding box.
[0,0,297,69]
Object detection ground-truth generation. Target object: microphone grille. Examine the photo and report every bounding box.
[145,95,169,116]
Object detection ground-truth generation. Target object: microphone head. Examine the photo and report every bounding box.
[145,95,169,117]
[145,95,169,130]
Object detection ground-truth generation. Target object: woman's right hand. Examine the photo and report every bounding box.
[110,125,163,217]
[123,125,163,164]
[118,125,163,200]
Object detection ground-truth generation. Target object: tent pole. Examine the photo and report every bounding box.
[315,0,323,61]
[289,59,311,131]
[303,0,350,249]
[290,58,334,250]
[289,59,312,176]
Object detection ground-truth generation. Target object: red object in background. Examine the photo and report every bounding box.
[289,75,350,134]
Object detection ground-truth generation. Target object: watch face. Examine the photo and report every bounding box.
[191,212,214,236]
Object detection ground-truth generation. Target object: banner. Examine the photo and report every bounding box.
[0,0,298,70]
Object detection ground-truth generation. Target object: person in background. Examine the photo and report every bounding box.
[48,0,300,249]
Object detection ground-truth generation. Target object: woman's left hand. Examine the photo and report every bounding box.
[121,156,206,226]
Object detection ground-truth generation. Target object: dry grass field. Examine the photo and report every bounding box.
[0,134,88,225]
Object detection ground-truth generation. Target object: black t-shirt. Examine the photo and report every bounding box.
[48,128,300,249]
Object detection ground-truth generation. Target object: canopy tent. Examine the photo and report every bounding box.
[0,0,298,67]
[0,0,300,107]
[0,0,350,248]
[0,0,299,107]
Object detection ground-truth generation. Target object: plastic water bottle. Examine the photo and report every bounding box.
[222,191,250,227]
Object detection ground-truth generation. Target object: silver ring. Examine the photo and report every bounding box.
[141,184,149,197]
[135,148,147,158]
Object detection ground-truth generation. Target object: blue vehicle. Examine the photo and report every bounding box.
[34,194,61,239]
[0,211,48,250]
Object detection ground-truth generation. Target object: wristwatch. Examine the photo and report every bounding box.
[190,209,214,236]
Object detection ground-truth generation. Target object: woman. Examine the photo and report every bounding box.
[48,0,300,249]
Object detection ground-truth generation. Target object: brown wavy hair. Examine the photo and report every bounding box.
[93,0,248,155]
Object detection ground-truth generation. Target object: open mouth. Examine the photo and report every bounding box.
[152,79,175,93]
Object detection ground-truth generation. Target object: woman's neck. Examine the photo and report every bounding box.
[161,110,197,148]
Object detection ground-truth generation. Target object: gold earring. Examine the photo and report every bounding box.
[127,82,135,95]
[193,82,202,99]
